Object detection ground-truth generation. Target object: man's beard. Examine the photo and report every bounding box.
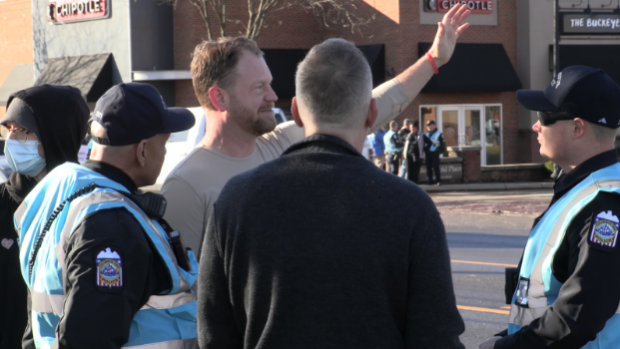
[229,96,276,136]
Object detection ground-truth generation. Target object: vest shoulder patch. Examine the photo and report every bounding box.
[96,247,123,293]
[589,211,620,250]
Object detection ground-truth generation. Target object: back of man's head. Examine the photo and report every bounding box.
[295,38,372,129]
[191,37,263,110]
[389,120,399,130]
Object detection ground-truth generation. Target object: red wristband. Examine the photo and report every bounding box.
[426,52,439,74]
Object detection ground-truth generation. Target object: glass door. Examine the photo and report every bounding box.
[440,109,459,150]
[436,106,484,162]
[484,106,502,165]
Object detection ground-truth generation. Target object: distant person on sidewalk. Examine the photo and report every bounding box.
[424,120,445,185]
[370,126,386,169]
[197,37,465,349]
[404,120,425,183]
[479,66,620,349]
[398,118,412,178]
[384,120,403,175]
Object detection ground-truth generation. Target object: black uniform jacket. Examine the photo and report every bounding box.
[32,161,172,349]
[495,150,620,348]
[423,129,445,154]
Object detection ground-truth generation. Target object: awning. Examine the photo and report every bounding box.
[0,63,35,106]
[263,44,386,99]
[559,45,620,86]
[34,53,113,102]
[418,43,522,93]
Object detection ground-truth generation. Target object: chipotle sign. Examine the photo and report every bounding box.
[47,0,110,24]
[424,0,494,14]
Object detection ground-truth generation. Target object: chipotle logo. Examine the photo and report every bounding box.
[47,0,110,24]
[424,0,494,14]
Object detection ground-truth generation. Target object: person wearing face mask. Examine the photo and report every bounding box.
[0,85,89,349]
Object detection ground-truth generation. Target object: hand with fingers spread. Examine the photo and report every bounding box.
[428,3,471,67]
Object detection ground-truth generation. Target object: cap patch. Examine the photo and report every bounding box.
[96,248,123,292]
[590,211,619,248]
[551,72,562,89]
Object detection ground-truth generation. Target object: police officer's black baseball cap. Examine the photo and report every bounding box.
[89,83,195,145]
[517,66,620,129]
[426,120,436,126]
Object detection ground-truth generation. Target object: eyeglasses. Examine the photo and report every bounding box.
[537,111,576,126]
[0,125,34,143]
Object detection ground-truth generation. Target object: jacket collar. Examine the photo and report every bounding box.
[83,160,138,194]
[553,149,619,203]
[283,134,364,158]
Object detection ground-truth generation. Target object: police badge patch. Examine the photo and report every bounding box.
[96,248,123,292]
[589,211,620,249]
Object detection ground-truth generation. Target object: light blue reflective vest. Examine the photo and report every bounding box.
[508,163,620,348]
[383,130,402,153]
[425,130,442,152]
[14,162,199,349]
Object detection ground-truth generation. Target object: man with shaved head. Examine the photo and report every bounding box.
[161,4,471,256]
[197,36,465,349]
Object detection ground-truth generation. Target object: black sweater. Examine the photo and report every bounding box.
[198,134,465,349]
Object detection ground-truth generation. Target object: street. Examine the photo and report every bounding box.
[430,190,554,348]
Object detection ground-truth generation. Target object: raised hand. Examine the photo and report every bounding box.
[428,3,470,67]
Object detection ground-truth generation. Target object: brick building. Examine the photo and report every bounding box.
[0,0,33,119]
[4,0,619,167]
[173,0,522,166]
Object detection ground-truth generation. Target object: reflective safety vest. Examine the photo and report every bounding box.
[14,162,199,349]
[508,163,620,348]
[383,130,401,153]
[425,130,442,152]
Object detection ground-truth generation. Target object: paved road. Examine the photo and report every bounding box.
[430,190,553,348]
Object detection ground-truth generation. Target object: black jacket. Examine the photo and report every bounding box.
[198,134,465,349]
[423,129,445,154]
[496,150,620,348]
[52,161,172,349]
[0,174,36,349]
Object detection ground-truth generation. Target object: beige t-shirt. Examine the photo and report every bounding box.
[161,79,411,255]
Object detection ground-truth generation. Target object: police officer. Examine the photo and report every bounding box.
[424,120,444,185]
[479,66,620,349]
[384,120,403,175]
[15,83,199,349]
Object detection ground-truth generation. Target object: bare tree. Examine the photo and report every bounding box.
[170,0,372,41]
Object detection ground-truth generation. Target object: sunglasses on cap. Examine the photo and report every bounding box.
[537,111,576,126]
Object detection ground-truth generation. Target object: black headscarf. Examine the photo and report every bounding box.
[3,85,89,202]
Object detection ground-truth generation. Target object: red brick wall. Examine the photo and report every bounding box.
[0,0,33,120]
[173,0,524,162]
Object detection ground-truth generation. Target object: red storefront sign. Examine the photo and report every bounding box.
[47,0,110,24]
[425,0,494,14]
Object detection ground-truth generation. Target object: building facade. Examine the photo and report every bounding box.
[1,0,617,166]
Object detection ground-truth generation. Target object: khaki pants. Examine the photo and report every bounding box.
[372,155,386,169]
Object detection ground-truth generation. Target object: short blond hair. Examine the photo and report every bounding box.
[191,37,263,110]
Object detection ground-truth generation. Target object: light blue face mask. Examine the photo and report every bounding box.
[4,139,46,177]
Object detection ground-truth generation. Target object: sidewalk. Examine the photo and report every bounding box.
[419,181,554,193]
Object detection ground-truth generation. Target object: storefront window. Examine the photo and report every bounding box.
[419,104,503,165]
[420,107,436,128]
[485,106,502,165]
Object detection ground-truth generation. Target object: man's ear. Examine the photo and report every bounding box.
[208,86,228,111]
[291,97,304,128]
[364,98,378,130]
[573,118,587,139]
[135,140,148,167]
